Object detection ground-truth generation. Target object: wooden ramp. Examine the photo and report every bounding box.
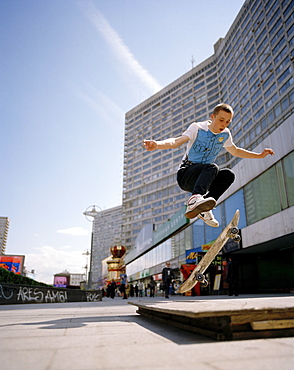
[129,297,294,341]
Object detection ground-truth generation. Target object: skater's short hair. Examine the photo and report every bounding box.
[213,103,234,117]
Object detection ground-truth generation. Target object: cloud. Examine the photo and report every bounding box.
[74,83,125,129]
[57,227,89,236]
[26,245,87,285]
[82,1,163,95]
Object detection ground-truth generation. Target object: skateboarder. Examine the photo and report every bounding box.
[143,103,274,227]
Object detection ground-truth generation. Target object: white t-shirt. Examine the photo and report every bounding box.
[181,120,233,164]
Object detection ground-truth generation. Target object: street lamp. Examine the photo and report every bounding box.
[83,205,102,289]
[82,250,90,284]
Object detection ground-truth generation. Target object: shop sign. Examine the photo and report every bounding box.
[186,247,202,263]
[201,240,216,251]
[186,249,222,265]
[140,269,150,278]
[198,254,222,266]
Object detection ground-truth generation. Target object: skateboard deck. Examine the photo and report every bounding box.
[177,209,240,294]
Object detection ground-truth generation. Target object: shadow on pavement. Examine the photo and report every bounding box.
[0,312,214,345]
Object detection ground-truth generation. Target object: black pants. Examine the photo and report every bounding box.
[150,286,155,297]
[177,163,235,200]
[121,284,128,299]
[228,279,239,296]
[164,280,171,297]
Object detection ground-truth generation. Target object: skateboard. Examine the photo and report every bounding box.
[177,209,241,294]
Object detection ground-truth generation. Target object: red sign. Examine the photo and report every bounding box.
[0,255,25,275]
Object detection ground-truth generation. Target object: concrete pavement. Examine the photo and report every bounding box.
[0,294,294,370]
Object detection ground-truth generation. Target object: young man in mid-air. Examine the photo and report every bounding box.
[143,103,274,227]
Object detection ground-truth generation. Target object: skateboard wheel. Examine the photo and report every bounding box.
[233,235,241,242]
[196,273,204,282]
[230,227,239,234]
[201,280,208,288]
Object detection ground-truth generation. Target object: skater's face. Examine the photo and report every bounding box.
[209,110,233,133]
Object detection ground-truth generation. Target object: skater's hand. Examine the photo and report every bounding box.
[260,148,275,158]
[143,140,157,151]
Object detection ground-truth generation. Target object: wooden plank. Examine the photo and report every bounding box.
[131,304,294,324]
[129,297,294,341]
[250,319,294,331]
[230,310,294,324]
[232,328,294,341]
[137,307,230,340]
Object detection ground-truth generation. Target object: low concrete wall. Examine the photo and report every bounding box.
[0,283,102,305]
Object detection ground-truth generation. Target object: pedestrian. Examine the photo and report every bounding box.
[143,103,274,227]
[149,276,156,297]
[106,283,111,298]
[162,262,174,298]
[109,279,117,299]
[120,271,128,299]
[226,257,239,296]
[130,284,134,297]
[134,284,139,297]
[138,281,144,297]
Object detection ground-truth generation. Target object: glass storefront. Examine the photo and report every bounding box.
[126,151,293,281]
[127,239,172,277]
[244,151,294,224]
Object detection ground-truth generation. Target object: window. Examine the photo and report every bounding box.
[283,152,294,207]
[280,78,294,94]
[269,17,282,37]
[263,74,275,90]
[195,94,206,103]
[224,190,247,229]
[274,46,288,65]
[272,36,285,54]
[264,83,276,99]
[194,81,205,90]
[244,166,281,224]
[278,67,292,84]
[265,93,278,109]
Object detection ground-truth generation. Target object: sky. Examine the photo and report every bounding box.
[0,0,245,285]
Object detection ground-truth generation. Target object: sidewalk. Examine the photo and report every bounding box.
[0,294,293,370]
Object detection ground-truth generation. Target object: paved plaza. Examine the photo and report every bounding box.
[0,294,293,370]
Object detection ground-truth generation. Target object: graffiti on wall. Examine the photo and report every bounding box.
[0,284,13,300]
[0,283,102,305]
[16,286,68,303]
[86,292,101,302]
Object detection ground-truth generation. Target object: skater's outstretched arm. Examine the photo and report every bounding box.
[143,135,189,151]
[226,143,275,159]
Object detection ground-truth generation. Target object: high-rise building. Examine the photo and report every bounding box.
[91,205,122,288]
[122,0,294,252]
[0,217,9,255]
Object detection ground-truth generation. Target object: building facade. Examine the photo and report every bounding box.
[122,0,293,250]
[0,217,9,255]
[122,0,294,292]
[91,205,122,288]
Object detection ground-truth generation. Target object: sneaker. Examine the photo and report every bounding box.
[198,210,219,227]
[185,194,216,219]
